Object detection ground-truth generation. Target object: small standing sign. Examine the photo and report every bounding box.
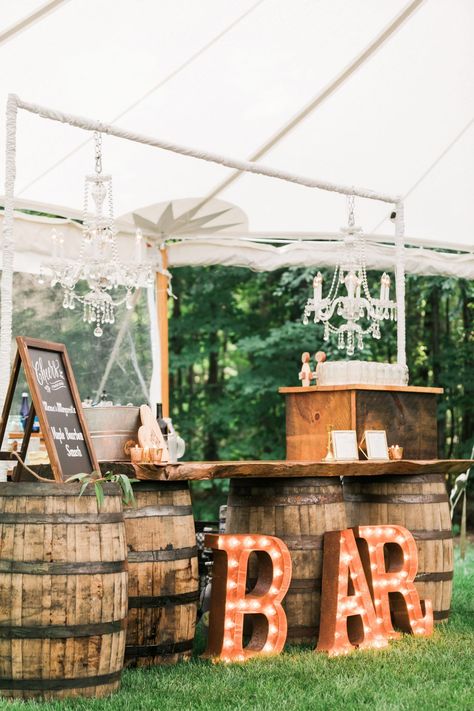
[0,337,99,482]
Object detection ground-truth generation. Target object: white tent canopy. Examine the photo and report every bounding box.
[0,0,473,412]
[0,0,473,254]
[1,210,473,280]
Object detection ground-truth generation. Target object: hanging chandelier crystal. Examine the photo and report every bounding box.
[302,196,397,356]
[42,132,153,336]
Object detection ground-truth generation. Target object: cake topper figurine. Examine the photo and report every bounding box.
[312,351,327,385]
[298,352,312,387]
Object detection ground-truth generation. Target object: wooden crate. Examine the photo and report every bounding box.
[279,385,443,461]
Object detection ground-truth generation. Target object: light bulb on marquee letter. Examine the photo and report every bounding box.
[317,530,388,656]
[355,525,433,638]
[203,534,292,662]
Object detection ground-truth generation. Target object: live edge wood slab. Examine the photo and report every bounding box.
[100,459,472,482]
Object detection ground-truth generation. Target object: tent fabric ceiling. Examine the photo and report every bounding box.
[2,211,473,279]
[0,0,473,253]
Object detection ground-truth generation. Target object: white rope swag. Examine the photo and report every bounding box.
[0,93,406,406]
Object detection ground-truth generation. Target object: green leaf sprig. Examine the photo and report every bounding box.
[66,471,138,509]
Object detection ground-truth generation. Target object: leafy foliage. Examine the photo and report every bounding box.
[10,268,474,520]
[65,471,138,508]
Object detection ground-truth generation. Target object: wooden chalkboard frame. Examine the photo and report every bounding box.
[0,337,99,482]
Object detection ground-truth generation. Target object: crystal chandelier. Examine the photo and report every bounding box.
[302,196,397,356]
[42,132,153,336]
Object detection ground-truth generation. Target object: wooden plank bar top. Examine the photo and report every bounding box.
[279,385,444,394]
[102,459,472,482]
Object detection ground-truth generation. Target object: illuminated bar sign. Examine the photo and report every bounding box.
[205,525,432,662]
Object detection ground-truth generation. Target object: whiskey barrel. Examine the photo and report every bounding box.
[123,481,199,665]
[0,482,127,700]
[343,474,453,622]
[226,477,347,645]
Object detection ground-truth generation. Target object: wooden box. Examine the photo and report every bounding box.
[279,385,443,461]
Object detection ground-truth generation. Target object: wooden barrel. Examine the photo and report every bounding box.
[123,481,199,665]
[0,482,127,700]
[343,474,453,622]
[226,477,347,645]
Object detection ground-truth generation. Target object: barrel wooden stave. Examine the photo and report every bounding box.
[124,482,199,666]
[0,482,127,700]
[226,477,347,645]
[343,474,453,622]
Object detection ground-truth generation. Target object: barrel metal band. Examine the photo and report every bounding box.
[344,474,445,485]
[228,494,342,507]
[128,590,199,609]
[281,535,323,550]
[132,481,188,492]
[128,546,198,563]
[288,577,322,592]
[0,670,121,690]
[224,534,323,550]
[286,626,318,639]
[123,505,193,519]
[0,512,123,524]
[433,610,450,620]
[0,618,127,639]
[415,570,454,582]
[344,493,448,504]
[125,639,193,658]
[247,578,321,593]
[410,529,453,541]
[231,477,336,489]
[0,559,127,575]
[0,482,119,497]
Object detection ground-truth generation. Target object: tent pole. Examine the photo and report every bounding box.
[156,246,170,417]
[0,96,18,411]
[394,201,407,371]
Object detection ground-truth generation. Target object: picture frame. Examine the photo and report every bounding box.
[362,430,390,461]
[331,430,358,461]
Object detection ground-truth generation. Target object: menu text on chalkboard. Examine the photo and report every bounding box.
[0,337,99,481]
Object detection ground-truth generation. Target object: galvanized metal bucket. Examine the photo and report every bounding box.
[84,406,140,462]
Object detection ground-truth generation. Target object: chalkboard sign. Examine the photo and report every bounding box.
[0,337,99,482]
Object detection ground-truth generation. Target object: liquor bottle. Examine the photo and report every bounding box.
[156,403,168,436]
[19,393,29,431]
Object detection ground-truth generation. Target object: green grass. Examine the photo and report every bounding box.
[1,547,473,711]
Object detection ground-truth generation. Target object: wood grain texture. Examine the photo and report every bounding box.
[286,391,351,460]
[123,481,199,667]
[120,459,471,481]
[282,388,441,460]
[355,391,438,459]
[279,385,444,394]
[343,475,453,623]
[0,482,127,700]
[21,459,473,483]
[226,477,347,645]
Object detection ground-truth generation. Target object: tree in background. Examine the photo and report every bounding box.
[10,267,473,519]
